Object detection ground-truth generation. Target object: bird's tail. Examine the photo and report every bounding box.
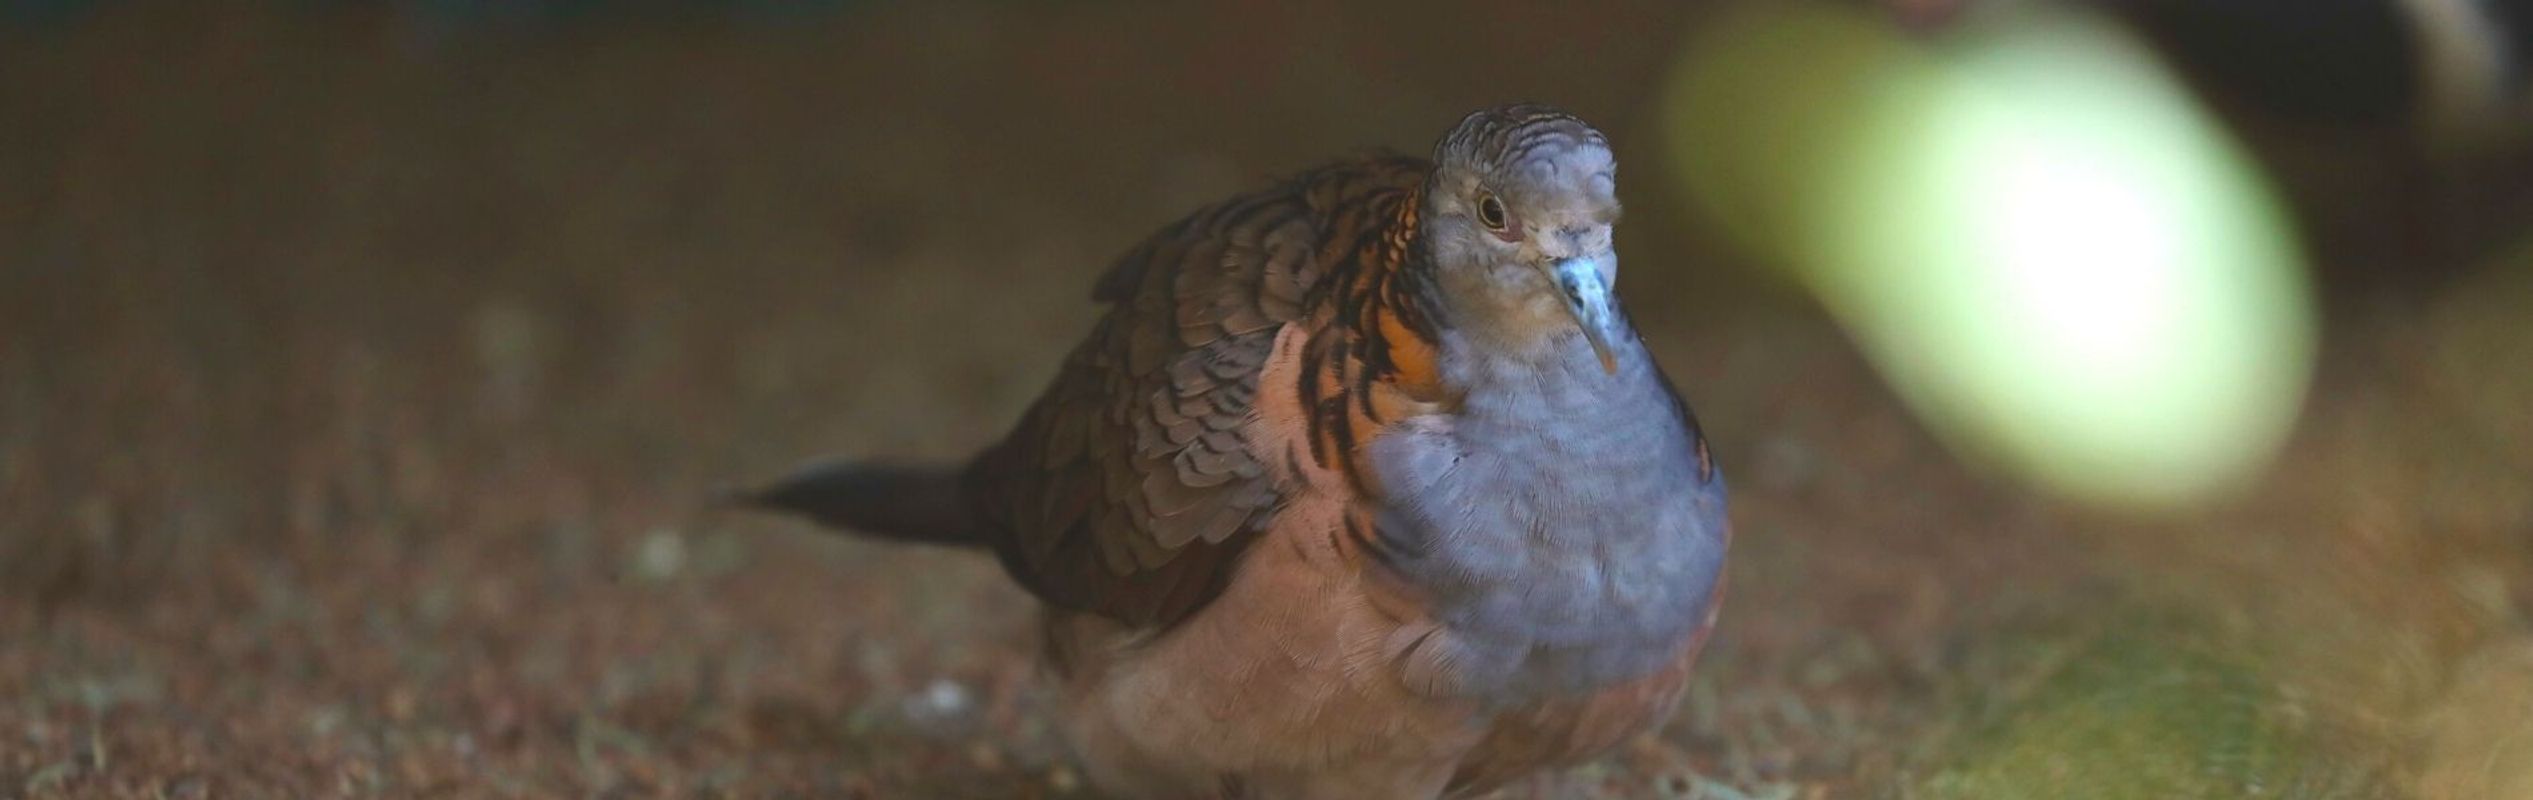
[728,459,982,547]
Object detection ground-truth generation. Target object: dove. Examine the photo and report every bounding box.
[743,104,1731,798]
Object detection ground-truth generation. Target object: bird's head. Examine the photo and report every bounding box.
[1420,104,1626,374]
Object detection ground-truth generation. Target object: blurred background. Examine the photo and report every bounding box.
[4,0,2532,797]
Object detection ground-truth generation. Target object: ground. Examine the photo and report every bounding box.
[4,3,2531,798]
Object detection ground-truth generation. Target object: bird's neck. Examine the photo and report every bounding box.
[1317,182,1452,404]
[1434,319,1656,414]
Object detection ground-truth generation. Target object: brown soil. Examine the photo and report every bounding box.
[5,3,2529,798]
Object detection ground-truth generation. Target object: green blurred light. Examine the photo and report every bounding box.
[1663,4,2315,508]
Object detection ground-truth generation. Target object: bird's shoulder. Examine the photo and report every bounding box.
[966,152,1431,629]
[1088,152,1430,308]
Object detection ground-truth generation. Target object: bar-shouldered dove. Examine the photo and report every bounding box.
[741,104,1731,799]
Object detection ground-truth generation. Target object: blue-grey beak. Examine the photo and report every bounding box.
[1547,256,1620,375]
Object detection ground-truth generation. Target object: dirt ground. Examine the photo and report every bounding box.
[5,3,2532,798]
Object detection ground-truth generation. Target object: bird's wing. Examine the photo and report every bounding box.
[967,156,1427,628]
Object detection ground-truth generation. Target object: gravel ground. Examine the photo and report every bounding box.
[5,4,2530,798]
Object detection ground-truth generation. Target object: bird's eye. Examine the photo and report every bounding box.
[1475,192,1508,232]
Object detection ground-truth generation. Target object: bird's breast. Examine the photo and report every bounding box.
[1359,331,1730,701]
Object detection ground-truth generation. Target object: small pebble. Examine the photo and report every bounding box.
[632,529,686,581]
[900,678,978,737]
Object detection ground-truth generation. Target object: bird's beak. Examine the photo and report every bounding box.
[1546,255,1621,375]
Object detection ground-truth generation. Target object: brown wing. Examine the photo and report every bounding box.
[965,157,1427,628]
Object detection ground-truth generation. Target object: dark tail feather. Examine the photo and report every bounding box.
[728,459,981,547]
